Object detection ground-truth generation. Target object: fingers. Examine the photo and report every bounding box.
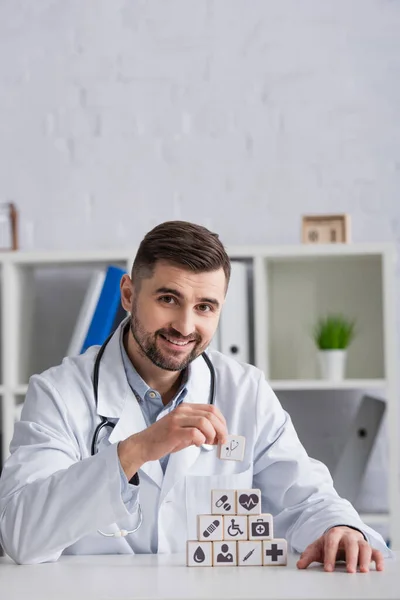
[297,528,385,574]
[323,530,341,572]
[296,543,320,569]
[322,528,383,574]
[180,402,226,427]
[342,536,360,574]
[194,409,228,444]
[371,549,384,572]
[180,427,207,450]
[358,541,372,573]
[175,405,228,445]
[188,414,227,445]
[187,415,219,445]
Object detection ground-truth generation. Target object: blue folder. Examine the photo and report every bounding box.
[80,265,126,353]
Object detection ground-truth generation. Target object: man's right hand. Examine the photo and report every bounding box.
[117,403,228,481]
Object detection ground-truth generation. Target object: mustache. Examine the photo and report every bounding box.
[157,328,201,344]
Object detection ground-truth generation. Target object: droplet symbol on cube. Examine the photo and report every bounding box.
[193,546,206,563]
[239,493,259,511]
[203,519,220,538]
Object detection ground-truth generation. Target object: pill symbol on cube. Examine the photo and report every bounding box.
[215,495,231,511]
[203,520,220,538]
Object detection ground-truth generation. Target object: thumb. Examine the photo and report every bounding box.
[296,545,319,569]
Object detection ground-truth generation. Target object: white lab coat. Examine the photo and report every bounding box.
[0,322,392,564]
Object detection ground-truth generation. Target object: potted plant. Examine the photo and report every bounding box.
[312,314,356,381]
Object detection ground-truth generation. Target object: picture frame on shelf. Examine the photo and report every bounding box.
[302,214,351,244]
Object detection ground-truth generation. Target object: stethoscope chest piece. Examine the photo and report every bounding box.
[201,443,215,452]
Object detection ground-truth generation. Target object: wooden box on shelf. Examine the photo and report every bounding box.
[302,214,351,244]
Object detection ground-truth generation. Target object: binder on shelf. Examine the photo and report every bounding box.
[67,270,107,357]
[217,260,250,363]
[81,265,127,353]
[332,395,386,504]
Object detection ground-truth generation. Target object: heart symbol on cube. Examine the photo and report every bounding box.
[238,493,259,511]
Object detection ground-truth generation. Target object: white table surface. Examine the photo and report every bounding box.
[0,553,398,600]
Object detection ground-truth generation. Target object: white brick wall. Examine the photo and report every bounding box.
[0,0,399,523]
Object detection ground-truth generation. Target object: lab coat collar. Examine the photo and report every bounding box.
[95,318,163,489]
[95,317,131,419]
[160,350,213,503]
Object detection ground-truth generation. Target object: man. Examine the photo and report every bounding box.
[0,221,392,569]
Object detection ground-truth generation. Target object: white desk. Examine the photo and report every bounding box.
[0,553,398,600]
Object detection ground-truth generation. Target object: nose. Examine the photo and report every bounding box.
[170,308,195,338]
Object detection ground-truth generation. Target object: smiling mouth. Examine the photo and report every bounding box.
[159,334,195,348]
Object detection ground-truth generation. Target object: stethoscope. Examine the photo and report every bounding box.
[91,329,217,538]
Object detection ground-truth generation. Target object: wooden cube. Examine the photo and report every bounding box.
[236,489,261,515]
[223,515,248,541]
[262,539,288,566]
[212,541,237,566]
[211,490,236,515]
[187,541,213,567]
[248,514,273,541]
[218,435,246,461]
[197,515,223,541]
[237,541,262,566]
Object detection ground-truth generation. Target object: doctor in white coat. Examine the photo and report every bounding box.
[0,221,392,570]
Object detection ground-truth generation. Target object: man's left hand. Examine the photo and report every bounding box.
[296,526,384,573]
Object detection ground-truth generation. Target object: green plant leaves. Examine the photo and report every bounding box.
[312,314,356,350]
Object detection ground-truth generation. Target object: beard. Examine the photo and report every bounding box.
[129,303,207,372]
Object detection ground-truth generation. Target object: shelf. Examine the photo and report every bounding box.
[0,243,392,264]
[228,243,395,259]
[0,243,398,549]
[13,380,389,397]
[15,385,28,395]
[6,250,136,266]
[359,513,389,525]
[265,254,386,381]
[270,379,387,391]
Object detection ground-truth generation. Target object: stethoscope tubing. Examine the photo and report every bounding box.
[90,329,216,537]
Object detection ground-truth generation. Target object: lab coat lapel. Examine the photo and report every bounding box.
[96,320,163,489]
[160,353,212,503]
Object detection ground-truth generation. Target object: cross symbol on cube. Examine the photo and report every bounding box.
[265,544,284,562]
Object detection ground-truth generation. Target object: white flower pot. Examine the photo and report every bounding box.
[317,350,347,381]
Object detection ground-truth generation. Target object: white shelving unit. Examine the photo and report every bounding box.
[0,243,398,548]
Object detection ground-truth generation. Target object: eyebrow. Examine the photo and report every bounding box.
[154,287,221,309]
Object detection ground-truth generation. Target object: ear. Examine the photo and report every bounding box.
[120,274,134,312]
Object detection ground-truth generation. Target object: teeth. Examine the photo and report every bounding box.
[164,336,190,346]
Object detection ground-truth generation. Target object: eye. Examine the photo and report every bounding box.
[159,295,177,305]
[197,304,213,313]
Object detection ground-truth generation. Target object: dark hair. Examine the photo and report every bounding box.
[131,221,231,289]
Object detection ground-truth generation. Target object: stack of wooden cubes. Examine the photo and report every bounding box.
[187,487,287,567]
